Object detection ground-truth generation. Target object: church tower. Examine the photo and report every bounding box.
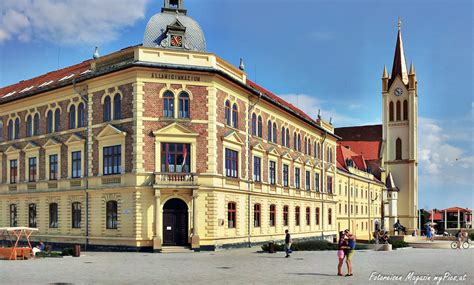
[382,18,419,232]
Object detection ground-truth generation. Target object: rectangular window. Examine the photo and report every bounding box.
[103,145,121,175]
[269,161,276,185]
[295,207,300,226]
[305,170,310,190]
[49,154,58,180]
[295,168,300,189]
[49,203,58,228]
[283,206,288,226]
[72,151,82,178]
[9,204,17,227]
[161,143,191,173]
[315,173,320,192]
[228,202,236,228]
[225,148,238,178]
[253,156,261,182]
[327,176,333,193]
[72,203,82,228]
[28,157,37,182]
[269,205,275,227]
[254,204,261,227]
[283,164,289,187]
[10,159,18,184]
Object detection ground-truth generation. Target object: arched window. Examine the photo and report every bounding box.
[178,92,190,118]
[396,138,402,160]
[293,132,297,150]
[281,127,286,145]
[228,202,236,228]
[26,115,32,137]
[286,128,290,147]
[232,103,238,128]
[72,202,82,228]
[28,203,37,228]
[403,100,408,120]
[54,108,61,131]
[396,101,401,121]
[317,142,321,159]
[49,203,58,228]
[8,120,14,140]
[113,94,121,120]
[106,200,118,229]
[33,113,40,135]
[308,141,311,156]
[316,207,320,225]
[283,205,289,226]
[10,204,17,227]
[0,122,3,142]
[163,91,174,118]
[267,120,272,141]
[103,96,112,121]
[224,100,231,125]
[304,138,307,154]
[328,208,332,225]
[253,204,261,227]
[389,101,394,121]
[295,206,300,226]
[297,134,301,151]
[272,122,277,143]
[47,110,53,133]
[69,105,76,129]
[251,113,257,136]
[77,103,85,128]
[257,115,262,137]
[14,118,20,139]
[329,147,333,163]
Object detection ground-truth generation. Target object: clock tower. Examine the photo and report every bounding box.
[382,18,419,232]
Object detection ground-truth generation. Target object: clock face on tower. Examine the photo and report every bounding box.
[170,35,183,47]
[394,87,403,96]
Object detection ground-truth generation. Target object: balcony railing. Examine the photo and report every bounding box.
[154,172,197,188]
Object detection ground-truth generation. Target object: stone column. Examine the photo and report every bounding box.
[191,190,200,250]
[457,209,460,229]
[444,210,447,230]
[153,189,162,252]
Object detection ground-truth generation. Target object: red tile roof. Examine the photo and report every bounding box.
[246,80,326,133]
[337,144,367,171]
[0,60,92,101]
[442,207,472,213]
[429,212,443,221]
[335,125,382,141]
[339,141,381,161]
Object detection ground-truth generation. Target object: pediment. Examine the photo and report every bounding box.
[304,158,314,167]
[281,151,292,161]
[251,142,265,153]
[22,142,40,152]
[97,124,126,139]
[153,122,198,137]
[293,155,303,164]
[267,146,280,157]
[5,144,21,154]
[222,130,244,146]
[43,138,62,149]
[65,134,85,145]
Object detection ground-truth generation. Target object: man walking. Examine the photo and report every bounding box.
[284,230,292,258]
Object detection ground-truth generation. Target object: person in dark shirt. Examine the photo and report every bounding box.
[284,230,292,258]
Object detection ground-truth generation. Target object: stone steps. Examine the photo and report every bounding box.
[161,246,193,253]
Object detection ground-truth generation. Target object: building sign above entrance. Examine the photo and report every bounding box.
[151,73,201,82]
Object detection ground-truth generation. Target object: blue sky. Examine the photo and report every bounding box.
[0,0,472,210]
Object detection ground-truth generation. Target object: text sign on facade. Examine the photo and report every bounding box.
[151,73,201,82]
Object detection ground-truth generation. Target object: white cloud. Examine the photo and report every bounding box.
[419,117,473,184]
[0,0,150,45]
[279,93,357,126]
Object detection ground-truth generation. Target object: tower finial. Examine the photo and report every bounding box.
[398,16,402,31]
[239,57,245,71]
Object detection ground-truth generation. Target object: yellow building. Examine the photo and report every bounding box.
[0,2,417,251]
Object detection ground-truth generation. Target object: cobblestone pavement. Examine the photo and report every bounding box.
[1,247,472,285]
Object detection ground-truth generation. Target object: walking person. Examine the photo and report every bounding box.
[426,225,432,242]
[284,230,292,258]
[455,229,462,249]
[344,231,356,277]
[337,231,348,276]
[430,226,435,242]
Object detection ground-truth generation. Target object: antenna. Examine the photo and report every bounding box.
[239,57,245,71]
[93,47,100,59]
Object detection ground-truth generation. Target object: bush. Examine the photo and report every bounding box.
[35,251,63,258]
[61,248,74,256]
[389,240,409,249]
[261,240,337,252]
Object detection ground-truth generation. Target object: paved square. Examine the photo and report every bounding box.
[1,248,472,284]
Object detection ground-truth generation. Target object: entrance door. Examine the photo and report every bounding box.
[162,198,189,246]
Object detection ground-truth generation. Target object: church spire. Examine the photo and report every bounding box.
[390,17,409,86]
